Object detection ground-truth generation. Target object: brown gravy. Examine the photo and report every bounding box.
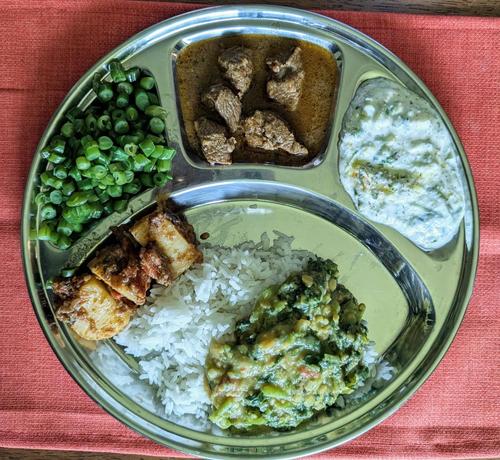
[175,35,338,166]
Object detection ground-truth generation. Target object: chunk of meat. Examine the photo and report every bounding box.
[130,209,203,279]
[266,47,303,78]
[202,84,241,133]
[267,71,305,112]
[218,46,254,98]
[88,233,150,305]
[242,110,308,156]
[266,47,304,111]
[53,274,135,341]
[194,117,235,165]
[139,243,172,286]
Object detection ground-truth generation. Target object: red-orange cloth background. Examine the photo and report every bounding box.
[0,1,499,458]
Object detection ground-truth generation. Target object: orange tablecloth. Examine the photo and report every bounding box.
[1,1,499,458]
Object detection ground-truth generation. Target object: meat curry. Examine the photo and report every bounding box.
[175,35,338,166]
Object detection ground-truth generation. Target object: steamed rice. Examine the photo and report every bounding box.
[93,232,392,428]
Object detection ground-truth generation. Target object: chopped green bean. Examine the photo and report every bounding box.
[126,67,140,83]
[53,165,68,180]
[49,190,63,205]
[139,138,155,156]
[66,191,90,207]
[85,113,97,131]
[157,159,172,172]
[153,172,170,187]
[124,143,138,156]
[110,146,128,162]
[116,93,129,108]
[114,119,129,134]
[149,117,165,134]
[48,152,65,164]
[123,180,141,194]
[117,81,134,95]
[98,135,113,150]
[97,83,113,102]
[57,219,73,237]
[76,156,91,170]
[38,222,57,242]
[68,167,82,182]
[140,173,154,188]
[35,192,49,206]
[147,92,159,105]
[135,89,149,111]
[113,199,128,213]
[97,114,112,131]
[61,122,74,138]
[145,105,166,118]
[107,184,123,198]
[109,60,126,83]
[125,106,138,121]
[140,76,155,90]
[133,153,150,171]
[40,204,57,220]
[61,181,76,196]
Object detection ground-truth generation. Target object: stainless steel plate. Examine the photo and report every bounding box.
[21,6,478,459]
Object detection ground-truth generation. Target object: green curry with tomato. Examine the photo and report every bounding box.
[206,258,370,430]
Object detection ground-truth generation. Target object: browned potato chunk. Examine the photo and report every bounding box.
[54,275,135,341]
[130,210,202,279]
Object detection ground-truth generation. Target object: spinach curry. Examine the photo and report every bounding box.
[206,258,370,430]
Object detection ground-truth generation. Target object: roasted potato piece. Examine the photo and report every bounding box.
[88,234,150,305]
[130,210,202,279]
[53,274,135,341]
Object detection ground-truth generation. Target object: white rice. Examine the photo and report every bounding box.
[92,232,392,429]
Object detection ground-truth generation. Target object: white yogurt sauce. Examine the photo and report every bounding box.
[339,78,465,251]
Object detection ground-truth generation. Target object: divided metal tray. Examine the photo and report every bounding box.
[21,6,478,459]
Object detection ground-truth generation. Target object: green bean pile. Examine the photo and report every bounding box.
[34,60,175,249]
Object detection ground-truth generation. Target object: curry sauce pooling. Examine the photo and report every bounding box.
[206,258,370,431]
[175,35,338,166]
